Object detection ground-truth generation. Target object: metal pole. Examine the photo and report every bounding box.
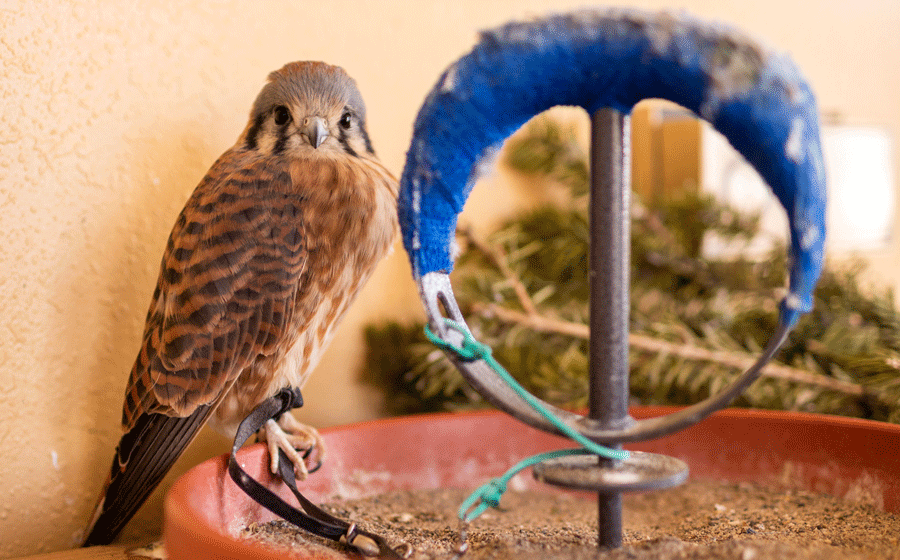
[589,108,632,548]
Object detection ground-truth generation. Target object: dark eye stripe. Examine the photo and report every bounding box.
[244,113,266,150]
[337,126,358,158]
[358,122,375,155]
[272,129,289,155]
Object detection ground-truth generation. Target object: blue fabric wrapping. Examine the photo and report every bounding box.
[399,9,827,326]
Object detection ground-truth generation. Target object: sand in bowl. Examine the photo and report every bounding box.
[242,479,900,559]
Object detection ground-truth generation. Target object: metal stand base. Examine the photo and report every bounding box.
[533,451,688,492]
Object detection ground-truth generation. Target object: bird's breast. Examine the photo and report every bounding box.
[209,155,397,436]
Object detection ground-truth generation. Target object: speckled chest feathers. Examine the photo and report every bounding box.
[207,151,398,436]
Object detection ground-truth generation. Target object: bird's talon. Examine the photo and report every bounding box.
[260,416,321,480]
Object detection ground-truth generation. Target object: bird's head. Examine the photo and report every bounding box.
[241,61,375,158]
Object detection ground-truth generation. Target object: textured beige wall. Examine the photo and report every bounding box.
[1,0,898,556]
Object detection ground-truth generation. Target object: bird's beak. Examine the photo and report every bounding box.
[303,117,329,149]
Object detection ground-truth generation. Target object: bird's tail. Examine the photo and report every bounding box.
[82,405,213,546]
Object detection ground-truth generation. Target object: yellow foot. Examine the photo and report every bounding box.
[258,412,324,480]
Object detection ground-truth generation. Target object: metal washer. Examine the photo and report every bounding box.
[532,451,689,493]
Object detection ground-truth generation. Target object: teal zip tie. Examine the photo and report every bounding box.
[457,448,590,523]
[424,319,629,461]
[424,318,630,525]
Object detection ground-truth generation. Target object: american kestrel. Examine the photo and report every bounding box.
[82,61,398,546]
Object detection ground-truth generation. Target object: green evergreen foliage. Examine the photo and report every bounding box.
[364,115,900,422]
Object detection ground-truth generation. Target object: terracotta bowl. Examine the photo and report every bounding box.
[164,407,900,559]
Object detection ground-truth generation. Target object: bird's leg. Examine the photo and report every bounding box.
[257,412,325,480]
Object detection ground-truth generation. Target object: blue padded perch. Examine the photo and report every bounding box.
[399,9,827,327]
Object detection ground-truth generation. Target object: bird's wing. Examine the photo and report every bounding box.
[81,404,216,546]
[126,150,308,428]
[83,151,308,546]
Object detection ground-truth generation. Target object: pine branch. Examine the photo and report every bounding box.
[459,226,539,316]
[473,302,876,398]
[462,194,877,401]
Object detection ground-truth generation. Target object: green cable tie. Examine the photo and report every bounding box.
[457,448,589,523]
[424,318,631,524]
[425,319,628,461]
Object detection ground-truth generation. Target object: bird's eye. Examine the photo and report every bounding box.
[273,106,291,126]
[339,112,352,129]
